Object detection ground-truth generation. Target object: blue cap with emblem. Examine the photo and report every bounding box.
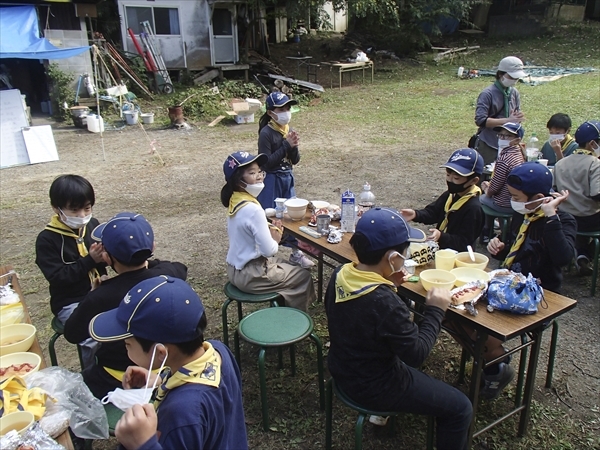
[91,212,154,264]
[440,148,485,177]
[265,92,298,109]
[507,162,553,196]
[223,151,268,182]
[89,276,204,343]
[355,207,426,252]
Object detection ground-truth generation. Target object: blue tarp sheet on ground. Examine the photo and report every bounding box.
[0,6,90,60]
[478,66,597,86]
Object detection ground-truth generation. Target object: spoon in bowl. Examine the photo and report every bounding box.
[467,245,476,262]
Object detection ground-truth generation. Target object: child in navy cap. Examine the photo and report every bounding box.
[221,151,315,311]
[488,162,576,291]
[553,120,600,275]
[401,148,484,251]
[256,92,313,268]
[90,276,248,450]
[480,122,526,243]
[325,208,472,450]
[64,212,187,399]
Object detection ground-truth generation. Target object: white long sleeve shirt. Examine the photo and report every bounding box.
[226,202,279,270]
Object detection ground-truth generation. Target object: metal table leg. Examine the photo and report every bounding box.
[518,328,543,436]
[466,330,487,448]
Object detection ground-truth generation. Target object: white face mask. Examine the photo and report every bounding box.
[59,209,92,229]
[549,134,564,142]
[243,182,264,198]
[498,139,511,152]
[501,76,517,88]
[510,198,549,215]
[388,251,407,276]
[274,111,292,125]
[102,343,167,411]
[591,141,600,156]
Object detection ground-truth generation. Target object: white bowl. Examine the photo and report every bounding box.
[0,411,35,436]
[284,198,309,221]
[419,269,456,291]
[455,252,489,270]
[450,267,490,287]
[0,352,42,378]
[0,323,36,356]
[311,200,330,210]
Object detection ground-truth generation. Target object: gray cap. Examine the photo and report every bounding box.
[498,56,527,79]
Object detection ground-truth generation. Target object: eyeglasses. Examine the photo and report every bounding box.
[497,133,515,140]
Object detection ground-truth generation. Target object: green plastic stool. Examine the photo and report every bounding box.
[104,403,124,436]
[325,378,434,450]
[576,230,600,296]
[48,316,85,369]
[481,204,513,243]
[235,307,325,431]
[222,282,282,349]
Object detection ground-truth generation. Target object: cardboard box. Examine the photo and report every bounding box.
[229,98,261,124]
[234,113,255,124]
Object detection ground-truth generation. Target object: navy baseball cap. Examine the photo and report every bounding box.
[90,276,204,343]
[574,121,600,146]
[265,92,298,109]
[223,151,268,182]
[355,207,426,252]
[507,162,553,196]
[92,212,154,264]
[494,122,525,139]
[441,149,484,176]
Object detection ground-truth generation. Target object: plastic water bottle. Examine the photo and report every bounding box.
[526,133,539,161]
[358,183,376,214]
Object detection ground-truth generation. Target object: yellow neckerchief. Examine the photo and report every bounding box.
[561,134,576,152]
[573,148,595,156]
[154,342,221,410]
[45,214,100,285]
[103,366,161,382]
[228,191,261,217]
[268,120,289,138]
[334,262,396,303]
[439,185,482,232]
[0,376,49,420]
[502,208,546,269]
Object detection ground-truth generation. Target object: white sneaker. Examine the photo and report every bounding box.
[368,415,389,426]
[289,251,315,269]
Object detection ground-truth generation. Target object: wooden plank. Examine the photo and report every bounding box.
[0,266,75,450]
[193,69,219,85]
[266,74,324,92]
[207,115,226,127]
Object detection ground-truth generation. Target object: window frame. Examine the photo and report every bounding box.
[124,5,181,36]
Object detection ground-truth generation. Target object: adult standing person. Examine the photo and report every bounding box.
[256,91,314,268]
[221,151,316,311]
[473,56,527,165]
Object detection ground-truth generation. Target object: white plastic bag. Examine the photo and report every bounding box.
[356,51,369,62]
[26,367,109,440]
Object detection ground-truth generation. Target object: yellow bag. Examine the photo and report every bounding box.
[0,302,25,327]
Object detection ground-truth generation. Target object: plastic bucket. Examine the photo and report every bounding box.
[86,115,104,133]
[140,113,154,124]
[70,106,89,118]
[123,111,139,125]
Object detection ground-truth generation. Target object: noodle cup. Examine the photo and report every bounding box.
[455,252,489,270]
[0,352,42,378]
[419,269,456,291]
[0,411,35,436]
[0,323,36,356]
[435,249,457,271]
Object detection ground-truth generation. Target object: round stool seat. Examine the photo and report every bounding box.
[577,230,600,237]
[481,204,513,218]
[332,378,397,417]
[51,316,64,334]
[238,307,313,347]
[224,282,281,303]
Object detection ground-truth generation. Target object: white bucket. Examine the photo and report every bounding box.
[123,111,139,125]
[87,115,104,133]
[140,113,154,124]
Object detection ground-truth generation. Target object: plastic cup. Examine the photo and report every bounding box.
[316,214,331,235]
[538,159,548,167]
[435,249,457,271]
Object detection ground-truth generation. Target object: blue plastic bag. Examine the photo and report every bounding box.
[486,272,545,314]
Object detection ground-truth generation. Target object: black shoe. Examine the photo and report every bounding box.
[577,255,593,276]
[480,363,515,400]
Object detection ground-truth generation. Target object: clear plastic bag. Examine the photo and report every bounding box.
[0,302,25,327]
[26,367,109,440]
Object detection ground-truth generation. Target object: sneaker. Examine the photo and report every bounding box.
[289,251,315,269]
[576,255,593,276]
[369,415,389,426]
[480,363,515,400]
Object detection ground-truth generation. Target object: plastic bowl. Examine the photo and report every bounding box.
[0,323,36,356]
[419,269,456,291]
[310,200,330,210]
[455,252,489,270]
[0,411,35,436]
[450,267,490,287]
[284,198,309,221]
[0,352,42,378]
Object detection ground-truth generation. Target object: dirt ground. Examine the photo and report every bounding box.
[0,38,598,449]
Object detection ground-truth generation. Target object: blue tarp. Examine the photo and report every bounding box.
[0,6,90,60]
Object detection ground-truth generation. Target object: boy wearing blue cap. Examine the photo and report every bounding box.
[488,162,576,291]
[480,122,526,243]
[64,212,187,399]
[90,276,248,450]
[401,148,484,251]
[257,92,313,268]
[554,120,600,274]
[325,208,472,450]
